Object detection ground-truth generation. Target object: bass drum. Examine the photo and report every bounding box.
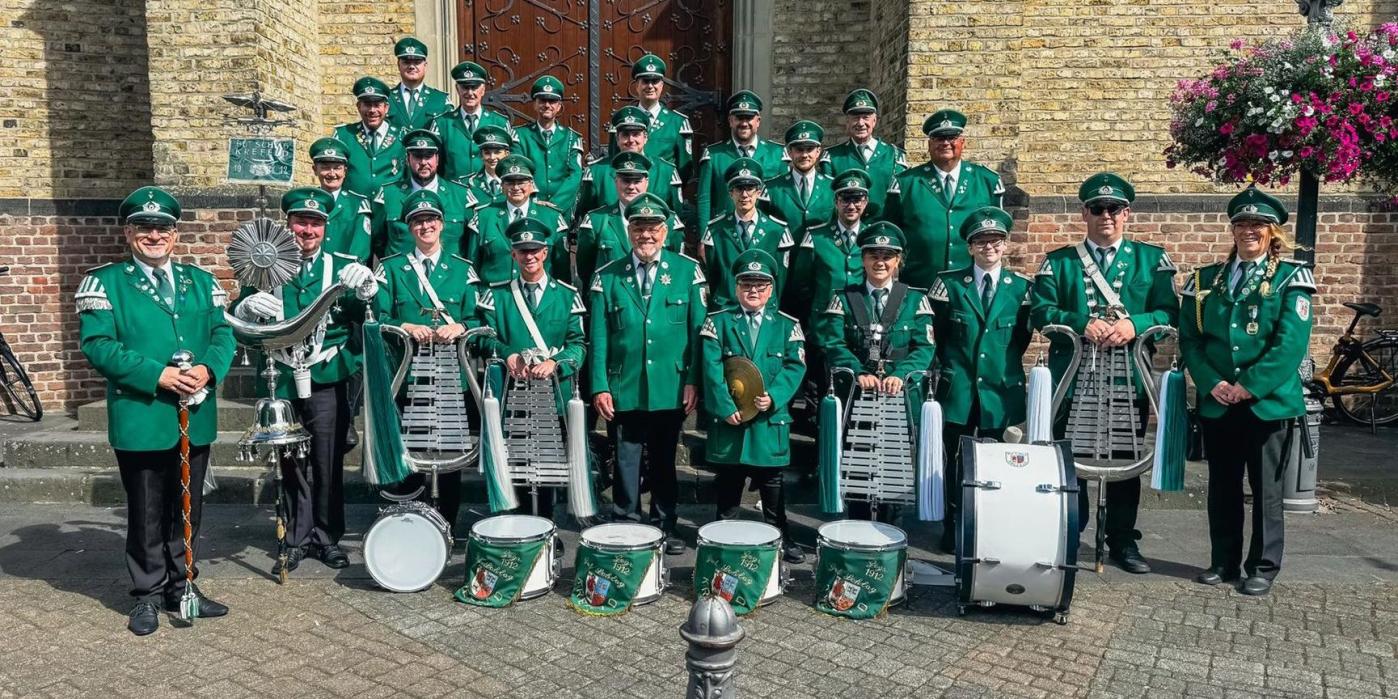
[956,439,1080,624]
[364,501,453,593]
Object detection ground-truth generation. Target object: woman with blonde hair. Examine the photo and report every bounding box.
[1179,187,1316,596]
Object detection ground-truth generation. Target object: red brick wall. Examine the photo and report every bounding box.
[2,199,1394,414]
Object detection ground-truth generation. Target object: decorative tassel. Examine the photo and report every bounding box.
[359,320,412,486]
[1026,364,1054,444]
[1151,367,1188,492]
[480,377,519,511]
[918,398,945,521]
[565,388,598,520]
[179,589,200,621]
[818,393,844,514]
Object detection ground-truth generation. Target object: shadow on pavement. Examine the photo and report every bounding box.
[0,520,133,614]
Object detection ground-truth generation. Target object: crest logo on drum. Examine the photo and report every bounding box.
[470,567,499,600]
[1005,451,1029,467]
[711,571,739,602]
[585,573,611,607]
[829,577,861,612]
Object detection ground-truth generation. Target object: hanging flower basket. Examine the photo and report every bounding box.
[1165,23,1398,193]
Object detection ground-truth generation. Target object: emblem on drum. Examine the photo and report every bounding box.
[585,573,611,607]
[829,577,862,612]
[1005,451,1029,468]
[711,571,739,603]
[469,567,499,600]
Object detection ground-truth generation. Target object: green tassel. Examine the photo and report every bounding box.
[1152,369,1188,492]
[818,394,844,514]
[361,320,412,486]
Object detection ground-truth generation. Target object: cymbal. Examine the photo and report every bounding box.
[723,356,765,423]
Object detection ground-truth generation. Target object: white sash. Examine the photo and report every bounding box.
[272,253,339,368]
[1074,242,1125,311]
[409,253,455,325]
[510,278,555,360]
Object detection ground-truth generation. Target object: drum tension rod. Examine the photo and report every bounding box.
[1035,561,1077,571]
[1036,483,1081,493]
[962,480,1001,490]
[967,557,1001,565]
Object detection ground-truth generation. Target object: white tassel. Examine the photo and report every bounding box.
[1026,364,1054,443]
[481,393,519,511]
[918,399,945,521]
[565,393,596,519]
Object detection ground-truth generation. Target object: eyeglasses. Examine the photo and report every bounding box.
[737,280,773,291]
[930,134,963,143]
[639,77,663,86]
[730,184,760,193]
[131,226,176,240]
[1088,205,1126,217]
[970,238,1007,249]
[837,194,868,204]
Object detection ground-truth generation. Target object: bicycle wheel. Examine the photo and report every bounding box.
[0,342,41,421]
[1331,337,1398,426]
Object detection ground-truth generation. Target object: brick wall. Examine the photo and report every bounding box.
[769,0,871,143]
[868,0,910,140]
[253,0,326,184]
[317,0,417,134]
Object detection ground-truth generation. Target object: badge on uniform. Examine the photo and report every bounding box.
[1296,296,1310,321]
[1246,305,1260,335]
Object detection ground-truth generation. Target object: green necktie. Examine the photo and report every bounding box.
[797,176,809,207]
[153,267,173,307]
[980,274,994,311]
[740,220,753,247]
[1097,245,1114,272]
[1234,261,1255,297]
[872,288,888,317]
[466,113,477,133]
[510,207,521,223]
[406,88,417,118]
[639,262,654,298]
[524,282,540,310]
[422,257,435,277]
[747,311,762,349]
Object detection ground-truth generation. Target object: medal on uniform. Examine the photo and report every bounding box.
[659,273,671,286]
[1246,305,1259,335]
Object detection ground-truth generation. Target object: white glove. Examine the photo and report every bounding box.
[236,292,283,320]
[338,263,379,300]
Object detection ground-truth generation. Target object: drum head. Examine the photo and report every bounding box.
[472,514,554,541]
[365,510,449,592]
[697,520,781,546]
[818,520,907,549]
[581,522,663,549]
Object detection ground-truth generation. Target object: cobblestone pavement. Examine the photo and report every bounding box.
[0,504,1395,698]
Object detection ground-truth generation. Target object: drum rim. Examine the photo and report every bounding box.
[470,514,556,545]
[579,522,665,551]
[816,519,908,552]
[696,520,782,548]
[377,500,451,534]
[364,510,450,592]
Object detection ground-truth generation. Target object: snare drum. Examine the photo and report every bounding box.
[957,440,1079,623]
[364,501,452,593]
[457,515,559,607]
[694,521,784,614]
[569,523,666,615]
[814,520,908,619]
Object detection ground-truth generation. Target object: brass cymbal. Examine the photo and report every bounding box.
[723,356,766,423]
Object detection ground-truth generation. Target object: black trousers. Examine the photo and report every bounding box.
[942,416,1007,533]
[115,445,210,599]
[284,380,351,548]
[1201,406,1293,580]
[714,465,789,539]
[611,409,682,532]
[1056,401,1146,551]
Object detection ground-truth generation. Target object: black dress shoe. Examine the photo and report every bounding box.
[1241,576,1273,596]
[1195,568,1241,586]
[128,599,159,636]
[1109,546,1152,574]
[271,545,304,576]
[664,536,685,555]
[782,543,806,564]
[345,426,359,450]
[163,583,229,618]
[316,543,350,569]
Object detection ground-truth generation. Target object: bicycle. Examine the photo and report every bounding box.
[1308,301,1398,430]
[0,267,42,421]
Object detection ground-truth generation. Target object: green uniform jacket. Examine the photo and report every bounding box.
[373,252,481,329]
[588,250,706,412]
[323,189,374,263]
[476,276,587,412]
[77,260,236,451]
[574,203,684,289]
[814,282,936,381]
[1030,240,1180,393]
[700,306,807,467]
[231,251,366,398]
[1180,259,1315,421]
[332,122,407,198]
[929,267,1034,428]
[371,178,480,259]
[819,138,907,219]
[695,139,787,239]
[760,170,836,242]
[387,83,453,131]
[643,104,694,179]
[884,160,1004,288]
[785,221,863,325]
[462,171,506,208]
[514,122,586,220]
[465,200,571,285]
[700,211,794,310]
[431,107,516,182]
[576,155,684,221]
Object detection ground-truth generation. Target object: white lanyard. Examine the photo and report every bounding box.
[408,254,455,325]
[509,278,553,358]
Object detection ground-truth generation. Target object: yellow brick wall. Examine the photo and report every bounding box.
[317,0,416,136]
[252,0,325,185]
[897,0,1398,195]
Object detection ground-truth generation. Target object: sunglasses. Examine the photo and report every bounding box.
[639,77,663,86]
[837,194,868,204]
[1088,204,1126,216]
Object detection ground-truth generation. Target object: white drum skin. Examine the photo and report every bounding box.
[469,514,559,600]
[697,520,785,605]
[578,523,667,605]
[364,501,452,593]
[816,520,909,604]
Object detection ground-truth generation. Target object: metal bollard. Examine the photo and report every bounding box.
[679,595,745,699]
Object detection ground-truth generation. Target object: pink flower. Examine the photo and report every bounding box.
[1205,100,1218,113]
[1291,93,1304,104]
[1230,38,1246,50]
[1219,122,1235,135]
[1349,102,1366,115]
[1377,91,1391,103]
[1299,146,1316,158]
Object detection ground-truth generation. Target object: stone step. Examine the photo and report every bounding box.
[77,399,256,432]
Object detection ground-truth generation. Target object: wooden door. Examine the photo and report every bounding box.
[458,0,731,156]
